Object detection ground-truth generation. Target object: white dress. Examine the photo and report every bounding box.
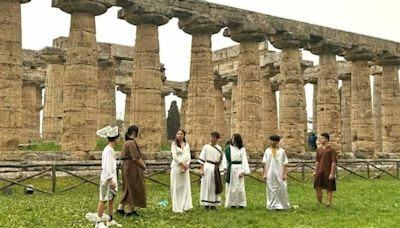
[198,144,223,206]
[99,144,118,201]
[170,141,193,213]
[222,145,250,208]
[262,147,290,210]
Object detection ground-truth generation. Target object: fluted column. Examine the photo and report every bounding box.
[179,16,221,152]
[21,81,41,143]
[230,79,238,136]
[340,75,352,153]
[0,0,30,150]
[371,69,382,153]
[375,57,400,154]
[344,50,375,158]
[313,83,318,133]
[179,93,188,130]
[223,88,232,138]
[117,86,131,126]
[97,60,116,128]
[310,45,341,152]
[40,48,65,142]
[270,34,307,155]
[214,78,226,140]
[53,0,113,154]
[229,30,266,155]
[119,8,172,152]
[262,74,277,139]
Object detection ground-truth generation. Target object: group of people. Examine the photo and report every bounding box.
[87,125,338,226]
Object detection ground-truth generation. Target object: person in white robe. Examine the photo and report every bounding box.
[262,135,290,210]
[198,132,223,209]
[222,134,250,208]
[170,129,193,213]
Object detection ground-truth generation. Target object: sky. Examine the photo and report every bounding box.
[20,0,400,123]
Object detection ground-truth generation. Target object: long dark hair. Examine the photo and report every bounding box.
[174,129,186,147]
[125,125,139,141]
[232,133,244,149]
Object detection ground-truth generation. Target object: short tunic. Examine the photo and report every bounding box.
[314,145,338,191]
[99,145,117,201]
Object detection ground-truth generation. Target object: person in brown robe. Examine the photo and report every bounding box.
[116,125,147,216]
[313,133,338,208]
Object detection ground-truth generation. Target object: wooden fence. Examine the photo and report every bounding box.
[0,159,399,193]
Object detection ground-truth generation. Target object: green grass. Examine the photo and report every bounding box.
[18,141,61,151]
[1,173,400,227]
[95,138,124,151]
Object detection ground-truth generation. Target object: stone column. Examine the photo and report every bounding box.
[97,59,116,128]
[340,75,352,153]
[262,74,277,140]
[119,86,131,126]
[223,88,232,139]
[311,46,341,152]
[230,79,238,136]
[371,69,382,153]
[313,83,318,133]
[119,8,172,152]
[21,81,41,143]
[375,57,400,155]
[53,0,113,154]
[214,76,227,141]
[179,16,221,152]
[271,90,278,133]
[344,50,375,158]
[227,29,266,155]
[179,93,188,130]
[40,48,65,142]
[270,34,307,156]
[0,0,30,150]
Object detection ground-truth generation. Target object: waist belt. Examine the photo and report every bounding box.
[120,157,130,160]
[231,161,242,164]
[206,160,217,165]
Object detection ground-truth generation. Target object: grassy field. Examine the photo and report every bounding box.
[0,173,399,227]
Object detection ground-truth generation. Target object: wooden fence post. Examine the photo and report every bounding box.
[52,164,56,193]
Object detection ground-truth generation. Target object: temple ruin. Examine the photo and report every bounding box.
[1,0,400,159]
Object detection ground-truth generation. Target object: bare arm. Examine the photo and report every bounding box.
[313,161,319,176]
[329,162,336,180]
[200,164,204,176]
[283,165,288,181]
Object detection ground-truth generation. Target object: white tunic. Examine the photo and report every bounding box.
[262,147,290,210]
[222,145,251,208]
[100,145,117,188]
[198,144,223,206]
[170,141,193,213]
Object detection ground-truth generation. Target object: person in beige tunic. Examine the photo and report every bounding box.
[117,125,147,217]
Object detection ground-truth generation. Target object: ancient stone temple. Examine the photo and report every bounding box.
[2,0,400,160]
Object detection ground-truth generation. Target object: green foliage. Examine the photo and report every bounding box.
[166,100,181,140]
[18,141,61,152]
[1,173,400,227]
[161,141,172,151]
[95,138,123,151]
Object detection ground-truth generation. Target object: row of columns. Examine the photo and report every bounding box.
[2,0,400,159]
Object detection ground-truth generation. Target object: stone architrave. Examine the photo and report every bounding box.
[97,59,116,128]
[269,34,307,156]
[344,50,375,158]
[229,29,266,155]
[179,15,221,152]
[310,45,341,153]
[372,71,382,153]
[40,48,65,142]
[119,7,172,152]
[52,0,113,154]
[340,76,352,153]
[375,57,400,154]
[21,81,41,143]
[0,0,30,150]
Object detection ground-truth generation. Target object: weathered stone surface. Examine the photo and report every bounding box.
[213,75,227,141]
[312,83,317,134]
[345,51,375,158]
[40,47,66,141]
[52,0,113,15]
[59,11,104,153]
[379,63,400,153]
[261,72,277,142]
[316,53,341,152]
[97,58,116,129]
[234,40,264,154]
[372,72,382,153]
[0,0,23,150]
[270,36,306,155]
[185,33,215,152]
[340,77,352,153]
[129,24,163,152]
[20,81,41,143]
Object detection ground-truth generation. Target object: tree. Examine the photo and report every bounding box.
[167,101,180,140]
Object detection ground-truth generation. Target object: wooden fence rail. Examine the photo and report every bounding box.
[0,159,399,193]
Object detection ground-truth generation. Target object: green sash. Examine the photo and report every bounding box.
[225,146,243,183]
